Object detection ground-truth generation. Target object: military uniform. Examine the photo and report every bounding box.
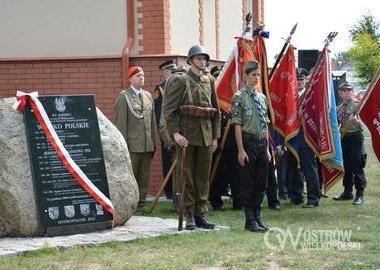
[154,80,173,199]
[335,97,367,204]
[164,68,221,221]
[114,87,155,203]
[209,111,241,210]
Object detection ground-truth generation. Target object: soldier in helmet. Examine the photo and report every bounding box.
[163,45,221,230]
[334,82,367,205]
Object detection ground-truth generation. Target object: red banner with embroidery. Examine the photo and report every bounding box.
[301,47,344,191]
[358,70,380,162]
[268,44,299,144]
[14,91,115,218]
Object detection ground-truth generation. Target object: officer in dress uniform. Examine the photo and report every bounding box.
[290,67,321,208]
[154,60,178,199]
[231,60,271,232]
[163,45,221,230]
[114,66,156,205]
[334,82,367,205]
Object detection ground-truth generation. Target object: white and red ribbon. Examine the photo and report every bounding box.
[14,91,115,219]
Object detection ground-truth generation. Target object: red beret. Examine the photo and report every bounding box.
[128,66,143,78]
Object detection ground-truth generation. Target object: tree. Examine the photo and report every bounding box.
[348,32,380,85]
[349,12,380,41]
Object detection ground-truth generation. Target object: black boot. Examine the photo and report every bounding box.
[253,207,269,231]
[194,215,215,229]
[244,208,266,233]
[185,211,196,230]
[333,188,353,200]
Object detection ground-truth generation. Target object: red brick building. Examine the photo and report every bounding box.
[0,0,264,194]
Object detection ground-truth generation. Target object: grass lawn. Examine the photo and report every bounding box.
[0,135,379,270]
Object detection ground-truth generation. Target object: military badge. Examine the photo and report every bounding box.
[80,204,91,217]
[64,205,75,218]
[246,110,253,116]
[48,207,59,220]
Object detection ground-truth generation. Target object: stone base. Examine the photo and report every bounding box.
[0,216,229,256]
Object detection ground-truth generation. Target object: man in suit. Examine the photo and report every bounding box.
[164,45,221,230]
[114,66,156,205]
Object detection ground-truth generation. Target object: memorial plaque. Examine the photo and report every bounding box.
[23,95,112,236]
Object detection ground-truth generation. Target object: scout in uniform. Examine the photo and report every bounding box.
[334,82,367,205]
[114,66,156,204]
[154,60,178,200]
[231,60,270,232]
[163,45,221,230]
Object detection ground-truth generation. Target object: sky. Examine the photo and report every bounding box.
[264,0,380,66]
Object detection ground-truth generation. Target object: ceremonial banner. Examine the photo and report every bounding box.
[301,48,344,191]
[358,70,380,162]
[253,36,270,98]
[216,38,257,112]
[268,44,299,159]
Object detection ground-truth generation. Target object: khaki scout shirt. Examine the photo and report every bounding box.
[231,84,269,138]
[163,69,221,147]
[337,99,363,134]
[114,87,156,153]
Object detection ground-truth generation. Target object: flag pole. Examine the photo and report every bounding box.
[268,23,298,80]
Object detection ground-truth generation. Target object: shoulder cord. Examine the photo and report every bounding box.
[123,91,144,119]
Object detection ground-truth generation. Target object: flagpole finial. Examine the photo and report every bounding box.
[325,32,338,44]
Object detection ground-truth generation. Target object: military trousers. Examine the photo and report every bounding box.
[342,132,367,195]
[161,144,173,198]
[175,145,212,215]
[130,152,153,203]
[239,137,269,208]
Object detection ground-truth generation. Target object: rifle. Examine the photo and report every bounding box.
[177,112,188,231]
[148,158,177,213]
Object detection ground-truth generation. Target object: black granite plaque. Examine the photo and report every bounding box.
[23,95,112,236]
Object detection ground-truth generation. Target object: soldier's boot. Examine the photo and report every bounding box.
[253,207,269,231]
[333,188,354,201]
[244,208,266,233]
[185,211,196,230]
[194,215,215,230]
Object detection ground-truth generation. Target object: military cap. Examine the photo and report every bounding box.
[244,60,260,74]
[128,66,143,78]
[187,45,210,64]
[210,66,222,78]
[339,82,353,90]
[171,66,187,74]
[296,68,309,80]
[159,60,177,71]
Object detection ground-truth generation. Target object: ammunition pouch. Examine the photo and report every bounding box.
[179,105,217,119]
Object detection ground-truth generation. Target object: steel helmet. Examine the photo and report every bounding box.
[187,45,210,64]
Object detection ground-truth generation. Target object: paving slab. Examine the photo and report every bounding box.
[0,216,229,256]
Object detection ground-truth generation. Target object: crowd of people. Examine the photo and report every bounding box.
[114,44,368,232]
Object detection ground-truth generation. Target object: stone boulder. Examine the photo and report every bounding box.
[0,97,139,237]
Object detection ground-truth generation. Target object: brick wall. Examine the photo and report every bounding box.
[0,55,223,196]
[138,0,171,55]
